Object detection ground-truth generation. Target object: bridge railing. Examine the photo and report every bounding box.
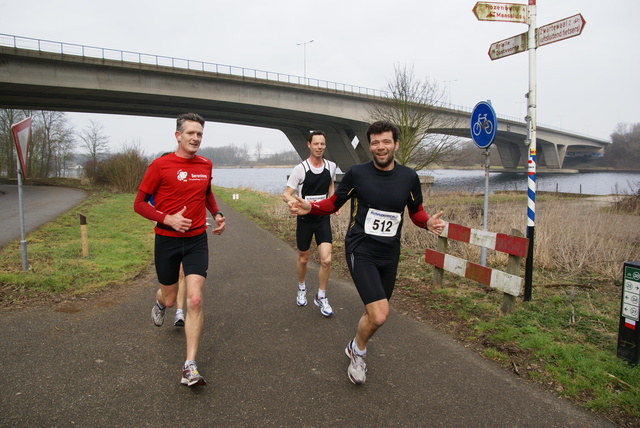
[0,33,395,98]
[4,33,612,138]
[0,33,481,109]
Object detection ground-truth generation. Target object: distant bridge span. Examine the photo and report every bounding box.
[0,35,608,172]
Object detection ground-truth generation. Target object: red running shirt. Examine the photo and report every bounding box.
[138,153,213,237]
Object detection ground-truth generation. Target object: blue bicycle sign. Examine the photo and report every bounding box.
[470,101,497,149]
[472,113,493,136]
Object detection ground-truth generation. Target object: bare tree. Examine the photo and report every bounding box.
[239,143,250,164]
[367,64,461,171]
[254,141,263,161]
[605,123,640,169]
[81,120,110,165]
[0,110,76,178]
[80,119,110,180]
[32,111,75,178]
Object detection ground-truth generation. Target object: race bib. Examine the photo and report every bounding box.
[305,194,326,203]
[364,208,401,237]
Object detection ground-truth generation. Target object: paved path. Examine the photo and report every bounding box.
[0,196,614,427]
[0,184,86,248]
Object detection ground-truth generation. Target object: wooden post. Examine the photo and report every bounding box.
[433,235,448,286]
[501,229,524,313]
[80,214,88,257]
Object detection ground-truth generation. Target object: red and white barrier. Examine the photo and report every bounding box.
[425,250,523,296]
[425,222,529,297]
[440,222,528,258]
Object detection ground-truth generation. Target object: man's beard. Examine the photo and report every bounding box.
[374,152,395,169]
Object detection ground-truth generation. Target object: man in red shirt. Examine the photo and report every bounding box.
[134,113,226,387]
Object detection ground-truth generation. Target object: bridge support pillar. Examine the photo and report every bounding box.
[539,142,566,169]
[349,126,373,164]
[280,123,368,172]
[281,128,310,162]
[323,125,368,170]
[495,142,524,168]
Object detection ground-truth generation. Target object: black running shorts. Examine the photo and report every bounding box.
[154,232,209,285]
[296,216,332,252]
[346,252,399,305]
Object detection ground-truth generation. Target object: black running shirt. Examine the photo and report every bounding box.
[334,161,423,256]
[299,159,332,222]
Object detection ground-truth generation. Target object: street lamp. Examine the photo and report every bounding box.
[515,100,526,119]
[296,39,314,80]
[443,80,457,105]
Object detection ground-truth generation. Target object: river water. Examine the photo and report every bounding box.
[212,167,640,196]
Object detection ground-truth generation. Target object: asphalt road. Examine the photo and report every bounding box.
[0,187,616,427]
[0,184,86,248]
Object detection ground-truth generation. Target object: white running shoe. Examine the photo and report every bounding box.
[174,311,185,327]
[151,303,165,327]
[314,295,333,316]
[181,362,206,387]
[345,341,367,385]
[297,288,307,306]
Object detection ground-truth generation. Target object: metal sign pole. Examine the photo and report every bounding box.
[524,0,537,301]
[16,153,28,271]
[480,147,490,266]
[10,116,32,272]
[470,100,496,269]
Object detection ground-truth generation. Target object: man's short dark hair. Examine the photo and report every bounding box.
[366,121,399,143]
[307,130,326,143]
[176,113,205,132]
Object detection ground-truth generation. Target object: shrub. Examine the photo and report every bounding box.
[613,182,640,215]
[94,147,148,193]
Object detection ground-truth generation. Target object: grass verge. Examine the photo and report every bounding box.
[0,190,154,305]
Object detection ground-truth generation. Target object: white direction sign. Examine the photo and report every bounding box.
[472,2,527,23]
[489,32,527,60]
[538,14,586,47]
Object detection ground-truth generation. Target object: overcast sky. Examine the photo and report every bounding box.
[1,0,638,156]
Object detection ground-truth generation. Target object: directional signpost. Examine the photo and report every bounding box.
[481,8,587,61]
[489,32,527,61]
[472,2,527,23]
[473,1,587,301]
[537,13,586,47]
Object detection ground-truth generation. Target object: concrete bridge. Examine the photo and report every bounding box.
[0,34,608,172]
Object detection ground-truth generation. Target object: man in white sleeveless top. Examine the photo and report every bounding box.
[283,131,338,316]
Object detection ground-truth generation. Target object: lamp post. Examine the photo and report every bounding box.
[515,100,526,119]
[296,39,314,81]
[444,79,457,105]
